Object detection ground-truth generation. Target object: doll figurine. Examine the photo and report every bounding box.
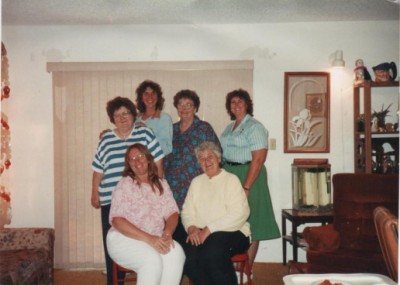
[354,59,371,84]
[371,116,379,132]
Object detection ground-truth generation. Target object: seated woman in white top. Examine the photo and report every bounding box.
[181,141,250,285]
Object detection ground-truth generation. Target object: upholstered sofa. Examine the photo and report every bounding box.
[294,173,398,276]
[0,228,55,285]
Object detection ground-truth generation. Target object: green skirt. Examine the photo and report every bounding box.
[223,163,280,241]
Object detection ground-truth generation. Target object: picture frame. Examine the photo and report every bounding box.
[306,93,325,117]
[284,72,330,153]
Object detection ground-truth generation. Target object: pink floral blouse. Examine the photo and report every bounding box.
[109,176,179,237]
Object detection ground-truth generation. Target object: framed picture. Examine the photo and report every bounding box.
[306,93,325,117]
[284,72,330,153]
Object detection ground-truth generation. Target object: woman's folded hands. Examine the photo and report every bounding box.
[186,226,210,246]
[148,234,172,254]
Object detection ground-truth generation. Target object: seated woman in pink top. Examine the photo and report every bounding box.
[106,143,185,285]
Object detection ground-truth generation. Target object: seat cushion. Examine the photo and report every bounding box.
[303,224,340,252]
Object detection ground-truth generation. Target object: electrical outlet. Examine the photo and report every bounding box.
[269,138,276,150]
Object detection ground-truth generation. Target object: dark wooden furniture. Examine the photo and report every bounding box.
[0,228,55,285]
[302,173,399,276]
[353,81,399,174]
[281,209,333,265]
[374,206,398,282]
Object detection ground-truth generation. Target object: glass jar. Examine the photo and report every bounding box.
[292,159,332,212]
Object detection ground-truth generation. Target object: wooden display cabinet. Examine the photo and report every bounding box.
[353,81,399,174]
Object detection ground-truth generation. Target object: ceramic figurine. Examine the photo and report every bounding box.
[353,59,371,84]
[371,116,379,132]
[372,62,397,82]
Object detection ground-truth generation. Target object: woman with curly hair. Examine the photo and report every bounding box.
[220,89,280,278]
[135,80,173,156]
[163,89,220,247]
[91,96,164,284]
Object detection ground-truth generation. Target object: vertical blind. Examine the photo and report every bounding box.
[48,61,253,268]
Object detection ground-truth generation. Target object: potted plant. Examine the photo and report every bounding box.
[372,103,392,131]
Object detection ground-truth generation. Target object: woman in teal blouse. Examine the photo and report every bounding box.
[220,89,280,274]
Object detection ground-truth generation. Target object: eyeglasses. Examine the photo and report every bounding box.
[177,102,194,109]
[113,111,131,120]
[128,153,146,162]
[199,155,216,163]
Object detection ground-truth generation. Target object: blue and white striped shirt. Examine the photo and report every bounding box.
[92,124,164,206]
[220,114,268,163]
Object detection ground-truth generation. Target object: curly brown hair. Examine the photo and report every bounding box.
[135,80,165,113]
[173,89,200,112]
[225,89,253,120]
[106,96,137,124]
[122,143,164,194]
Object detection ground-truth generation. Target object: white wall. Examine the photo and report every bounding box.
[2,21,399,263]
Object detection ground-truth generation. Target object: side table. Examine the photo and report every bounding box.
[282,209,333,265]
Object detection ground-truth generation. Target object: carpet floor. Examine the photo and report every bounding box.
[54,262,290,285]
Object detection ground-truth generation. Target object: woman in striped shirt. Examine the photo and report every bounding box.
[91,96,164,285]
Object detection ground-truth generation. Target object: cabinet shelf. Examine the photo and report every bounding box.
[282,235,308,248]
[357,132,399,138]
[354,81,399,88]
[353,81,399,174]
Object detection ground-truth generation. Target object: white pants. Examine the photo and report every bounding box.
[106,230,185,285]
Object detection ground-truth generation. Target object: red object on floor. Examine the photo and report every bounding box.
[112,262,137,285]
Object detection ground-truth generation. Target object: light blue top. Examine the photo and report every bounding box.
[136,111,173,156]
[220,114,268,163]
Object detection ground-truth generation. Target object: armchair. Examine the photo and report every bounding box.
[299,173,398,276]
[0,228,55,285]
[373,206,398,282]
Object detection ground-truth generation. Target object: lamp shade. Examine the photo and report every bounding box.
[332,50,345,67]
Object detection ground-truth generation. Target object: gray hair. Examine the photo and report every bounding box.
[194,141,222,161]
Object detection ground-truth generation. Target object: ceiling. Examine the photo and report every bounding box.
[2,0,399,26]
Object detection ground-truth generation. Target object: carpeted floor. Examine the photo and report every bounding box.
[54,262,290,285]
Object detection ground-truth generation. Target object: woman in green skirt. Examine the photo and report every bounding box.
[220,89,280,274]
